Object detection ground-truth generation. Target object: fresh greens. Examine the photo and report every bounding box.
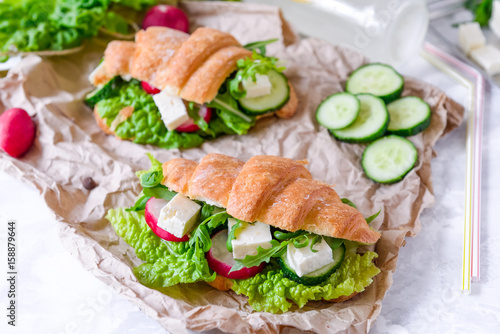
[228,49,286,100]
[92,79,247,149]
[231,251,380,313]
[341,198,357,209]
[365,210,381,224]
[226,219,242,252]
[107,208,216,286]
[243,38,278,56]
[464,0,494,26]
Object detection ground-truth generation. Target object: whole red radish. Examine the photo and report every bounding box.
[206,229,266,280]
[145,197,189,242]
[0,108,36,158]
[176,106,212,133]
[141,81,161,95]
[142,5,189,33]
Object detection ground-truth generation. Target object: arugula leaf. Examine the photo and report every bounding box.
[126,193,150,212]
[230,239,286,272]
[341,198,357,209]
[243,38,279,56]
[143,185,177,202]
[365,210,381,224]
[226,219,242,252]
[228,50,286,100]
[207,90,253,123]
[324,237,344,251]
[464,0,494,26]
[273,229,304,241]
[187,103,209,131]
[136,153,164,188]
[188,211,230,253]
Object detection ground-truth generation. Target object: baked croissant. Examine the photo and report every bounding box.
[162,153,381,244]
[92,26,297,116]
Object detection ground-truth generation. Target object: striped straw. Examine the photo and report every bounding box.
[420,43,485,293]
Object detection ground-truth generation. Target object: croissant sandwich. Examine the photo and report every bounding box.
[107,153,381,313]
[85,26,298,149]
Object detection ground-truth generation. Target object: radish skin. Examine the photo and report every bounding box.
[176,106,212,133]
[145,197,189,242]
[206,230,265,279]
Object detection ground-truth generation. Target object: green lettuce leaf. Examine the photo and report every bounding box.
[106,208,216,287]
[231,252,380,313]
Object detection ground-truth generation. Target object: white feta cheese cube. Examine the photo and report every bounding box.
[490,1,500,38]
[458,22,486,55]
[242,74,272,99]
[153,90,190,131]
[157,194,201,238]
[470,45,500,75]
[228,219,272,259]
[287,238,334,277]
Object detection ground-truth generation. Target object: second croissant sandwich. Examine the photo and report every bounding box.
[85,26,298,149]
[107,153,381,313]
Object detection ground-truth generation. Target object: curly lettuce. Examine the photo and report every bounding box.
[94,79,253,149]
[231,252,380,313]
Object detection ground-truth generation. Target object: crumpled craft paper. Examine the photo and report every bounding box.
[0,2,464,334]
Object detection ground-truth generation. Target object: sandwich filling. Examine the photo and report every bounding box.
[86,33,292,149]
[107,155,380,313]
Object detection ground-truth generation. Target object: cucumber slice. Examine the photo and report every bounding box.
[238,70,290,115]
[85,76,124,108]
[346,63,404,104]
[387,96,431,137]
[362,135,417,184]
[330,94,389,143]
[278,244,345,286]
[316,92,360,130]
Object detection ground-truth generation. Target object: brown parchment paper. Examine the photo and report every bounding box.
[0,2,464,334]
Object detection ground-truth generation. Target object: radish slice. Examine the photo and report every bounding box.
[142,5,189,33]
[145,197,189,242]
[141,81,161,95]
[206,230,266,279]
[175,106,212,133]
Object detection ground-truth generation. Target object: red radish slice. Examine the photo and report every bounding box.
[145,197,189,242]
[175,106,212,133]
[141,81,161,95]
[206,229,266,279]
[0,108,36,158]
[142,5,189,33]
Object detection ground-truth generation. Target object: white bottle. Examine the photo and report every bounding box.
[245,0,429,66]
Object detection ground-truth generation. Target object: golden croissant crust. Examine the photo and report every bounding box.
[96,26,297,118]
[161,153,381,244]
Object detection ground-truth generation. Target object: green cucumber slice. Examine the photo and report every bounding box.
[387,96,431,137]
[316,92,360,130]
[362,135,417,184]
[238,70,290,115]
[330,93,389,143]
[85,76,124,108]
[346,63,404,104]
[278,243,346,286]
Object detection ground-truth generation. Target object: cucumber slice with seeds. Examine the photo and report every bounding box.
[316,92,360,130]
[387,96,431,137]
[278,244,346,286]
[346,63,404,104]
[362,135,417,184]
[330,93,389,143]
[238,70,290,115]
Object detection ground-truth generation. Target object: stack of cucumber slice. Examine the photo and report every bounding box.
[316,63,431,184]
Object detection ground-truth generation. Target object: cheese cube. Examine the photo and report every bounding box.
[458,22,486,55]
[228,219,272,259]
[157,194,201,238]
[470,45,500,75]
[153,90,190,131]
[287,238,334,277]
[242,74,272,98]
[490,1,500,38]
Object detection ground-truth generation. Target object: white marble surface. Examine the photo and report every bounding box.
[2,14,500,334]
